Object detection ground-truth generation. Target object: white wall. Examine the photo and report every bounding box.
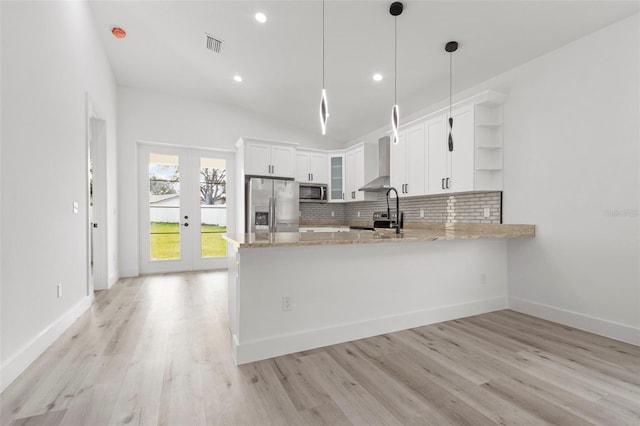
[502,14,639,343]
[118,87,342,276]
[0,1,118,390]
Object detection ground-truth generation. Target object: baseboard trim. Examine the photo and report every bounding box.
[0,296,92,392]
[119,268,139,278]
[508,297,640,346]
[108,270,119,288]
[234,296,507,365]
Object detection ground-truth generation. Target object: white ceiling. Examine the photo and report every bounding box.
[89,1,639,143]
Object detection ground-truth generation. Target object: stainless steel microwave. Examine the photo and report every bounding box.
[299,183,328,203]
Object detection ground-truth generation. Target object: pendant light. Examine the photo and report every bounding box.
[445,41,458,152]
[319,0,329,135]
[390,2,403,144]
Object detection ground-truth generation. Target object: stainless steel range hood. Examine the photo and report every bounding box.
[359,136,391,192]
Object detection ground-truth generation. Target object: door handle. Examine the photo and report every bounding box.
[92,223,98,228]
[446,177,450,189]
[441,178,445,190]
[309,173,311,181]
[272,198,278,232]
[311,173,313,181]
[183,222,189,227]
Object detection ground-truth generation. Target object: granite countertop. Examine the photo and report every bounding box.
[222,223,535,249]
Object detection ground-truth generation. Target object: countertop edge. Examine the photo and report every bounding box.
[222,224,535,249]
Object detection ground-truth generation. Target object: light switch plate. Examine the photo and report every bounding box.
[73,202,79,214]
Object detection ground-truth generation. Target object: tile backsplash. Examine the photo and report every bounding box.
[300,192,502,224]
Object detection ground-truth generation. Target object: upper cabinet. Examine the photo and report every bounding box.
[428,104,475,194]
[296,149,328,184]
[344,143,376,202]
[241,138,297,178]
[327,143,376,203]
[391,89,506,196]
[426,114,448,194]
[328,152,345,202]
[391,122,426,197]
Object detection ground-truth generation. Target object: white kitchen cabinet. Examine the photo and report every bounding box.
[296,149,328,183]
[390,129,406,197]
[344,144,376,202]
[390,123,426,197]
[427,114,448,194]
[447,104,475,193]
[243,139,296,178]
[427,105,474,194]
[328,152,345,202]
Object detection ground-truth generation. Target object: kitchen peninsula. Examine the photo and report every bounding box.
[222,223,534,365]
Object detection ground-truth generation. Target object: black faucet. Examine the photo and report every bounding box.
[386,187,401,234]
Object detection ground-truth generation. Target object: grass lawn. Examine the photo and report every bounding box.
[150,222,227,260]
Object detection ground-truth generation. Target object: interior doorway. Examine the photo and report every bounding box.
[138,143,234,274]
[87,105,108,293]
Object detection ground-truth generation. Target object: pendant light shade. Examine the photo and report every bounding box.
[390,2,403,144]
[319,0,328,135]
[320,88,328,135]
[391,104,399,144]
[445,41,458,152]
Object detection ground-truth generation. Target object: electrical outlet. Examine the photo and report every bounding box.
[282,296,292,311]
[57,283,63,298]
[480,273,486,284]
[420,209,425,218]
[483,207,491,218]
[331,211,335,217]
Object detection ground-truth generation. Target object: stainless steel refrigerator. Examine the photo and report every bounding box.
[246,177,299,233]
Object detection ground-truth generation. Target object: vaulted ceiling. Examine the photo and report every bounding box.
[89,1,639,143]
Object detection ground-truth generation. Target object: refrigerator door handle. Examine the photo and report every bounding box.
[268,197,274,232]
[272,197,277,232]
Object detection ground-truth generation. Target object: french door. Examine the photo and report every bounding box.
[138,144,233,274]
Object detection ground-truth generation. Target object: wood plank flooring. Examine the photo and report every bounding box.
[1,271,639,425]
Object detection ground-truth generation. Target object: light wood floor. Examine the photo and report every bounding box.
[1,272,639,425]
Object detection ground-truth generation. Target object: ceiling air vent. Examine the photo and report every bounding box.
[205,34,223,53]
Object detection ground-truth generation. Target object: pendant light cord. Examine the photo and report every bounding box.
[322,0,325,89]
[394,16,397,105]
[449,51,452,116]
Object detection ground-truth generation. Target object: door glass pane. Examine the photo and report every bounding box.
[200,157,227,258]
[149,153,180,260]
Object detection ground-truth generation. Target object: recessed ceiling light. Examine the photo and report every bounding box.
[373,73,383,82]
[233,75,243,82]
[255,12,267,23]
